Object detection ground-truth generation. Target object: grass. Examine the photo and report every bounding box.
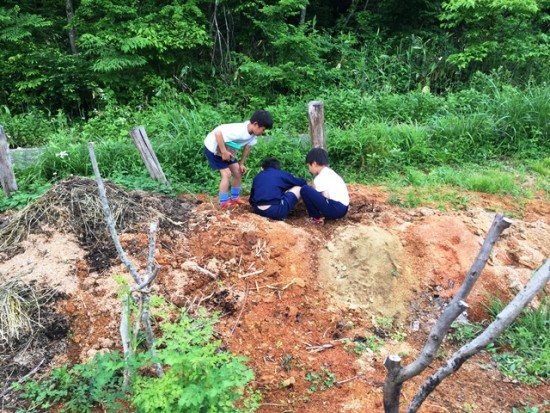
[487,295,550,384]
[0,83,548,214]
[448,293,550,385]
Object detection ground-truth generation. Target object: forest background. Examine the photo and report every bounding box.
[0,0,549,208]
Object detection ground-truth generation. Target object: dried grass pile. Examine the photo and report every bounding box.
[0,278,57,352]
[0,176,189,257]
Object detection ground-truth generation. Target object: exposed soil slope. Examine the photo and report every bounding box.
[0,179,549,412]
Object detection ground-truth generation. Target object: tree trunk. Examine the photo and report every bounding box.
[0,126,18,197]
[383,355,403,413]
[397,214,511,383]
[66,0,78,54]
[88,142,164,386]
[406,258,550,413]
[308,101,326,150]
[383,214,512,411]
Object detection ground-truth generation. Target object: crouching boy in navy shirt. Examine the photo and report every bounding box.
[300,147,349,224]
[249,157,307,220]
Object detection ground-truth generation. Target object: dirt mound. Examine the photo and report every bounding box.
[319,225,416,322]
[0,181,549,412]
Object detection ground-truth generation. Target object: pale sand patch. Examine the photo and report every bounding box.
[0,232,83,294]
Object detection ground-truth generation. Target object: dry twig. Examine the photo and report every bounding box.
[230,280,250,336]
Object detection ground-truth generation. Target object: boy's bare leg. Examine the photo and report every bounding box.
[219,168,231,193]
[228,163,242,188]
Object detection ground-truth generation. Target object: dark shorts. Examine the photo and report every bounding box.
[300,185,348,220]
[204,145,238,170]
[252,192,299,220]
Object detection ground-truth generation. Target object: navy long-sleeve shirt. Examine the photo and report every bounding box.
[249,168,307,206]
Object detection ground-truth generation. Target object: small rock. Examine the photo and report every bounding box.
[281,376,296,387]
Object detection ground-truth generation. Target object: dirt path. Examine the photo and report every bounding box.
[1,182,549,412]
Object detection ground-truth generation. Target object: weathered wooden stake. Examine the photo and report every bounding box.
[129,126,169,185]
[0,125,18,197]
[308,101,326,150]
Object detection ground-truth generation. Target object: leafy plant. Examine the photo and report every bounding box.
[280,353,293,372]
[15,351,126,413]
[305,366,336,393]
[447,321,485,344]
[14,307,258,413]
[131,308,256,413]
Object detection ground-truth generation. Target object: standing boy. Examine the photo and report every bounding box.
[204,110,273,208]
[249,157,307,220]
[300,147,349,224]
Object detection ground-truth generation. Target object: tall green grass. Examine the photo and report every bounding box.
[1,81,549,211]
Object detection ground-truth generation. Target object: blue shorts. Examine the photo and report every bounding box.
[252,192,299,220]
[204,145,238,170]
[300,185,348,220]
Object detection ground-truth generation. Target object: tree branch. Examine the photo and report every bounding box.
[397,214,511,383]
[407,258,550,413]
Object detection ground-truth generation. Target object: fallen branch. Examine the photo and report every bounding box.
[183,261,218,279]
[264,279,296,291]
[238,269,264,278]
[306,338,347,353]
[230,280,250,336]
[337,375,361,385]
[0,358,44,399]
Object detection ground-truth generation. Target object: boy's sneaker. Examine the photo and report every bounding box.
[308,217,325,225]
[230,197,247,205]
[220,201,232,209]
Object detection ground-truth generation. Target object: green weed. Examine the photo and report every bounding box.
[486,295,549,384]
[448,294,549,385]
[305,366,336,393]
[15,307,258,413]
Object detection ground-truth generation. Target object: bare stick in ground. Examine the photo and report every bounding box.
[406,258,550,412]
[88,142,163,386]
[383,214,515,413]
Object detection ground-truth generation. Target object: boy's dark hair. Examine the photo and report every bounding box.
[261,157,281,170]
[250,110,273,129]
[306,147,329,166]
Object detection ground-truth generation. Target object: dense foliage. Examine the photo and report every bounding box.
[1,0,549,117]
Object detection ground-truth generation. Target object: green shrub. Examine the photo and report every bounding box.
[132,309,256,413]
[1,109,53,147]
[15,309,258,413]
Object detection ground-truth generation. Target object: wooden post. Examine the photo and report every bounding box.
[0,125,18,198]
[308,101,326,150]
[129,126,169,185]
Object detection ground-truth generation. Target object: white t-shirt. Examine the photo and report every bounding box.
[314,166,350,206]
[204,121,258,153]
